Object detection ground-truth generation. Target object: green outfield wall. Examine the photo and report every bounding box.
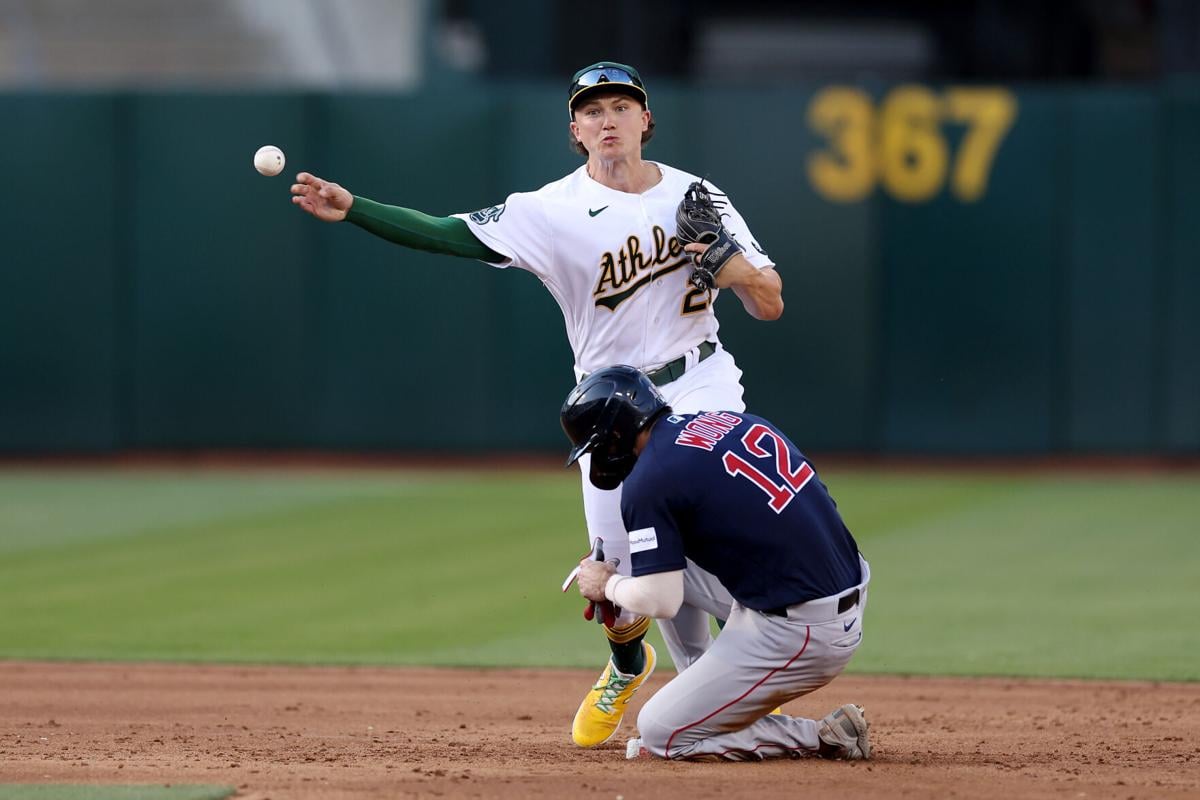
[1,82,1197,454]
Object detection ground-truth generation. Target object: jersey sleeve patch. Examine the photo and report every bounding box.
[628,527,659,554]
[454,192,552,275]
[468,204,505,225]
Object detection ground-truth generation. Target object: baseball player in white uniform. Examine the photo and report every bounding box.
[290,60,784,748]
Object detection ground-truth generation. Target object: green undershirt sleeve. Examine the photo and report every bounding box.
[345,196,506,264]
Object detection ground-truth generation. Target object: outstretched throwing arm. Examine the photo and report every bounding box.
[291,173,353,222]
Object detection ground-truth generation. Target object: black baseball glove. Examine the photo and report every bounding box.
[675,181,742,291]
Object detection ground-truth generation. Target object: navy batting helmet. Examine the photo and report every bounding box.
[561,366,670,490]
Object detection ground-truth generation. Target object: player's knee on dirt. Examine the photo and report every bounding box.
[635,704,674,758]
[637,689,709,759]
[636,705,709,760]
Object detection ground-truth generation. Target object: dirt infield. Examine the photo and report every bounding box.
[2,662,1197,799]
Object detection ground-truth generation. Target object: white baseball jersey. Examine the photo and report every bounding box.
[457,161,774,677]
[454,162,774,377]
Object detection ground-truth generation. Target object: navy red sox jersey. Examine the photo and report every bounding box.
[621,411,862,611]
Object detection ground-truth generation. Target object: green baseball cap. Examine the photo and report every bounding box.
[568,61,648,116]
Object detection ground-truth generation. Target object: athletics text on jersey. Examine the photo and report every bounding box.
[454,163,774,377]
[620,412,862,611]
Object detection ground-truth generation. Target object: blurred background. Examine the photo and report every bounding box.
[1,1,1198,680]
[1,0,1197,457]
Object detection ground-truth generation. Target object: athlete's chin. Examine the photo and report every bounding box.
[598,140,637,159]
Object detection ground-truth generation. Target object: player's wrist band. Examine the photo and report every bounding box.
[605,574,630,604]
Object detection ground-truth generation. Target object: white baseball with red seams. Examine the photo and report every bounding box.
[455,163,774,670]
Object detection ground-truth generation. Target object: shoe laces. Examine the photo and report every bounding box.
[593,667,635,714]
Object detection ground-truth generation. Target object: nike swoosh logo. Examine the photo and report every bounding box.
[588,206,609,217]
[843,617,857,632]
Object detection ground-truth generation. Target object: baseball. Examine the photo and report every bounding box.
[253,145,285,177]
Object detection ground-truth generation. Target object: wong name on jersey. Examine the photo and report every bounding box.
[674,411,743,451]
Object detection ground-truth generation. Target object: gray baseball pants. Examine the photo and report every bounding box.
[637,557,870,760]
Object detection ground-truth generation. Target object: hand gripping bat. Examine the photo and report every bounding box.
[561,537,620,627]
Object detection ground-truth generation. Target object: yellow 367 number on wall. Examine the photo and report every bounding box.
[806,85,1017,204]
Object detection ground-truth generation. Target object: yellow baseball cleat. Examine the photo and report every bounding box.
[572,642,656,747]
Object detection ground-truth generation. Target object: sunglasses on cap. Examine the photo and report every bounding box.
[568,64,648,115]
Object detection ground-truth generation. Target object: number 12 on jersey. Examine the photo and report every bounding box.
[722,424,815,513]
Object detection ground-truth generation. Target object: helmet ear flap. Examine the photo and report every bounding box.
[587,436,638,490]
[589,451,637,490]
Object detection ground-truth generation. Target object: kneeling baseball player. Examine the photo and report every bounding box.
[562,366,871,761]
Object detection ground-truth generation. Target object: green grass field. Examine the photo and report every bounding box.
[1,466,1196,680]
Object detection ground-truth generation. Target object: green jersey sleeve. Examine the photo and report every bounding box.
[346,196,505,264]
